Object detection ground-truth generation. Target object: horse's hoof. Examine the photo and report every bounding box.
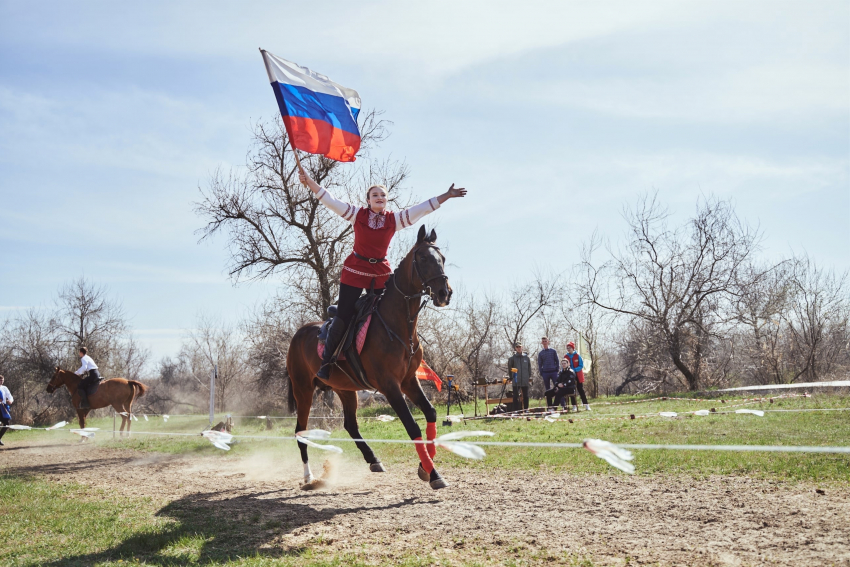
[370,462,386,473]
[417,463,429,482]
[429,470,449,490]
[304,475,315,485]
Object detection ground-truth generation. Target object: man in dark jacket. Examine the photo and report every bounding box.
[507,342,532,410]
[537,337,560,391]
[545,359,577,410]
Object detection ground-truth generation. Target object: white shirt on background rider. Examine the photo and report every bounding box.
[0,385,12,404]
[75,355,98,375]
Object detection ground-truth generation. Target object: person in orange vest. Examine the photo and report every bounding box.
[564,341,590,411]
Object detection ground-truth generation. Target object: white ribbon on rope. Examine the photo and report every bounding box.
[201,430,234,451]
[735,409,765,417]
[296,429,343,454]
[583,439,635,474]
[434,431,494,460]
[70,429,97,438]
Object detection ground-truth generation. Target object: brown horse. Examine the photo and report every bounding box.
[46,367,148,436]
[287,225,453,489]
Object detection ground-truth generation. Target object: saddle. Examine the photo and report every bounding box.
[82,371,102,392]
[317,291,383,389]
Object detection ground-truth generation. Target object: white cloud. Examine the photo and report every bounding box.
[0,85,241,178]
[513,61,849,122]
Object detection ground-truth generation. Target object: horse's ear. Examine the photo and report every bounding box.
[55,366,59,371]
[427,229,437,243]
[416,225,427,243]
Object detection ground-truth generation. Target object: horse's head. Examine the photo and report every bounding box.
[411,225,452,307]
[46,366,65,393]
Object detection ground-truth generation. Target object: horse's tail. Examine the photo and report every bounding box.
[127,380,148,398]
[285,365,296,414]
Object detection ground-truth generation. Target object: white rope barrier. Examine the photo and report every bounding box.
[719,380,850,391]
[119,393,815,423]
[22,427,850,454]
[9,421,850,474]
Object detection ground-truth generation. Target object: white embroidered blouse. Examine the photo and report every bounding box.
[314,186,440,230]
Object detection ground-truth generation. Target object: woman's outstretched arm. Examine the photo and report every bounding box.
[395,183,467,231]
[299,169,359,223]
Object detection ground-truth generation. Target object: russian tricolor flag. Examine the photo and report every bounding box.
[260,49,361,162]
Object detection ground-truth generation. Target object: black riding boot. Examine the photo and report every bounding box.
[317,316,346,380]
[78,388,90,410]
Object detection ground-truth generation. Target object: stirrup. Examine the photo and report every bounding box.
[317,362,333,379]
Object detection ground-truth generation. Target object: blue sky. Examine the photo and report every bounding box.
[1,1,848,360]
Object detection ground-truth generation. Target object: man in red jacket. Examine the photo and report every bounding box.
[564,341,591,411]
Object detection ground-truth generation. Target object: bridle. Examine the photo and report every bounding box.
[376,243,449,359]
[46,370,65,393]
[403,244,449,302]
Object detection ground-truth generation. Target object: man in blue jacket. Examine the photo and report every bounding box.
[537,337,560,399]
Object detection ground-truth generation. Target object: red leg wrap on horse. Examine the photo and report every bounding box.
[426,422,437,459]
[414,437,434,474]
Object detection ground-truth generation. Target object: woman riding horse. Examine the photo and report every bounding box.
[290,167,465,489]
[297,169,466,378]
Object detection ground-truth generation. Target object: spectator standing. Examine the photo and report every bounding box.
[0,375,14,446]
[507,343,532,410]
[564,341,591,411]
[537,337,560,399]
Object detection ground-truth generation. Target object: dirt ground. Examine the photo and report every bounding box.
[2,440,849,566]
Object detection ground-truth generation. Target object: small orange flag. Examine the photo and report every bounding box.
[415,361,442,392]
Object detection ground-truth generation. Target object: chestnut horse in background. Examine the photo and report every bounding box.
[287,225,453,489]
[47,367,147,436]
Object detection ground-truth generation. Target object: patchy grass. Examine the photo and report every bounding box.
[0,474,595,566]
[6,393,849,483]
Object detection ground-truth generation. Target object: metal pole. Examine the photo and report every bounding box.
[209,364,216,426]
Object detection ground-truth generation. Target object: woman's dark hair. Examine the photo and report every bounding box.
[79,347,88,355]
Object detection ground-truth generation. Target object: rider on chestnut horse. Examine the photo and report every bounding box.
[75,346,101,410]
[298,169,467,379]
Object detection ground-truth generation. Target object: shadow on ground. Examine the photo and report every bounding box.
[39,486,440,566]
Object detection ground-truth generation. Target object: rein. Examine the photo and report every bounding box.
[375,245,446,360]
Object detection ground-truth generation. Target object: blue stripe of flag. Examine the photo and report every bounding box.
[270,83,360,136]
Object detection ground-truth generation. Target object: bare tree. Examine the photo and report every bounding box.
[0,309,65,423]
[452,293,502,387]
[56,278,129,367]
[242,299,303,413]
[582,194,759,390]
[179,315,250,412]
[501,271,561,351]
[563,232,614,397]
[733,261,794,384]
[785,255,849,382]
[195,113,411,319]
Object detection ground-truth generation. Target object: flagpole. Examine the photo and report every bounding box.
[292,148,308,186]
